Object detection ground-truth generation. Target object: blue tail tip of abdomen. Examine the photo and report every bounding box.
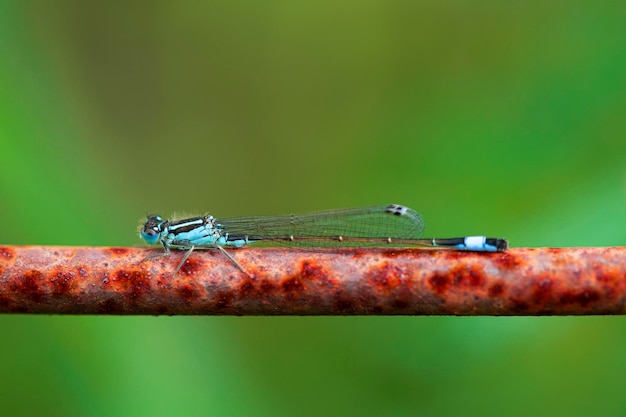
[464,236,509,252]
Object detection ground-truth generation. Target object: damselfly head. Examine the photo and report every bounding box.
[140,214,165,244]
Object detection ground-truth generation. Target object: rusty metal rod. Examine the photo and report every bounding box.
[0,245,623,315]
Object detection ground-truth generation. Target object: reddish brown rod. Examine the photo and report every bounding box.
[0,245,623,315]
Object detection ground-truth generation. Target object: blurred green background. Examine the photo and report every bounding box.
[1,1,625,416]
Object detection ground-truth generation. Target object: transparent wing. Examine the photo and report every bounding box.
[214,204,425,246]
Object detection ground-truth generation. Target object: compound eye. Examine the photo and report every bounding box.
[141,223,161,244]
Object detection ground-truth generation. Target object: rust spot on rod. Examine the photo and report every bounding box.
[0,246,624,315]
[0,247,15,260]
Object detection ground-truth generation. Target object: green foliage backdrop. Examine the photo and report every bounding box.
[0,2,624,416]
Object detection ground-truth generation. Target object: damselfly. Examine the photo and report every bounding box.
[140,204,508,276]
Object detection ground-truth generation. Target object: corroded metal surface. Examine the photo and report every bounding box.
[0,246,624,315]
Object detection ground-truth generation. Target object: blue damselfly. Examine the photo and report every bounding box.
[140,204,508,276]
